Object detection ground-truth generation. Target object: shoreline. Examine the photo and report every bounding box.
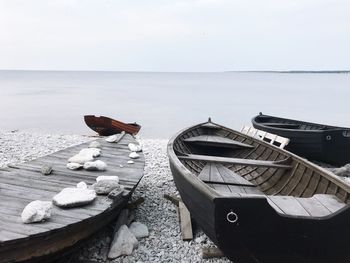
[0,130,229,262]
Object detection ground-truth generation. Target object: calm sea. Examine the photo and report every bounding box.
[0,70,349,138]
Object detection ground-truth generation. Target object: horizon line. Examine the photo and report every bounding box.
[0,69,349,74]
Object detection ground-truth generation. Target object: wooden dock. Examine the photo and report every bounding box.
[0,134,145,263]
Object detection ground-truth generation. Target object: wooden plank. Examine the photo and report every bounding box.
[313,194,346,213]
[198,163,211,181]
[267,196,310,216]
[216,164,254,186]
[178,201,193,241]
[0,229,27,242]
[179,154,292,169]
[296,197,331,217]
[184,135,254,149]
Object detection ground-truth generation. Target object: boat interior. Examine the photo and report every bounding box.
[173,122,349,218]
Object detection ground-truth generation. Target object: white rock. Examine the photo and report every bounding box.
[21,200,52,223]
[128,143,142,152]
[89,141,101,148]
[129,222,149,239]
[96,175,119,183]
[108,225,138,259]
[129,152,140,159]
[53,188,96,208]
[77,181,88,189]
[93,180,120,195]
[83,160,107,171]
[79,148,101,157]
[127,160,134,164]
[68,153,94,164]
[105,132,125,143]
[67,162,83,170]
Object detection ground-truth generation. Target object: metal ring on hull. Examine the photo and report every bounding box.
[227,211,238,223]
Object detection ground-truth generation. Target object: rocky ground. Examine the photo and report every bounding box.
[0,131,230,263]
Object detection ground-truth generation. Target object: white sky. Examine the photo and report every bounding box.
[0,0,349,71]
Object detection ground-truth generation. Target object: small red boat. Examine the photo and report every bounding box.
[84,115,141,136]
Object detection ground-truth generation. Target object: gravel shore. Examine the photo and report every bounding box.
[0,131,230,263]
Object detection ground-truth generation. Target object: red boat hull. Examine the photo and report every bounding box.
[84,115,141,136]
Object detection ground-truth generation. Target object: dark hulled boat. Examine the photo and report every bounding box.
[252,113,350,166]
[167,120,350,263]
[84,115,141,136]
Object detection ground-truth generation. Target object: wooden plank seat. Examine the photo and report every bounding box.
[267,194,347,217]
[179,154,293,169]
[183,135,254,149]
[198,163,263,195]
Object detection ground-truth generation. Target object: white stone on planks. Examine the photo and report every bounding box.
[93,180,120,195]
[89,141,101,148]
[79,148,101,157]
[21,200,52,224]
[77,181,88,189]
[128,143,142,152]
[68,153,94,164]
[83,160,107,171]
[53,188,96,208]
[96,175,119,183]
[129,152,140,159]
[67,162,83,170]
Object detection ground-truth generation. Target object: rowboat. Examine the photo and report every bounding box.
[167,119,350,263]
[84,115,141,136]
[0,134,145,262]
[252,113,350,165]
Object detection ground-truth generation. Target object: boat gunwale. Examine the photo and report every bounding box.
[252,113,350,133]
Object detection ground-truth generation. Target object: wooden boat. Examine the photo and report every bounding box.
[0,133,145,262]
[84,115,141,136]
[252,113,350,166]
[167,119,350,263]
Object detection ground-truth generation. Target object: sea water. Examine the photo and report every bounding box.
[0,70,349,138]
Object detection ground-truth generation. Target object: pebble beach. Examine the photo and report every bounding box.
[0,130,230,263]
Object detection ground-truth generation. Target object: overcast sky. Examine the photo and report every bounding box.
[0,0,349,71]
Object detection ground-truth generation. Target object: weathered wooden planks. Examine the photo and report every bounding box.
[178,201,193,241]
[184,135,254,149]
[180,154,292,169]
[0,133,145,262]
